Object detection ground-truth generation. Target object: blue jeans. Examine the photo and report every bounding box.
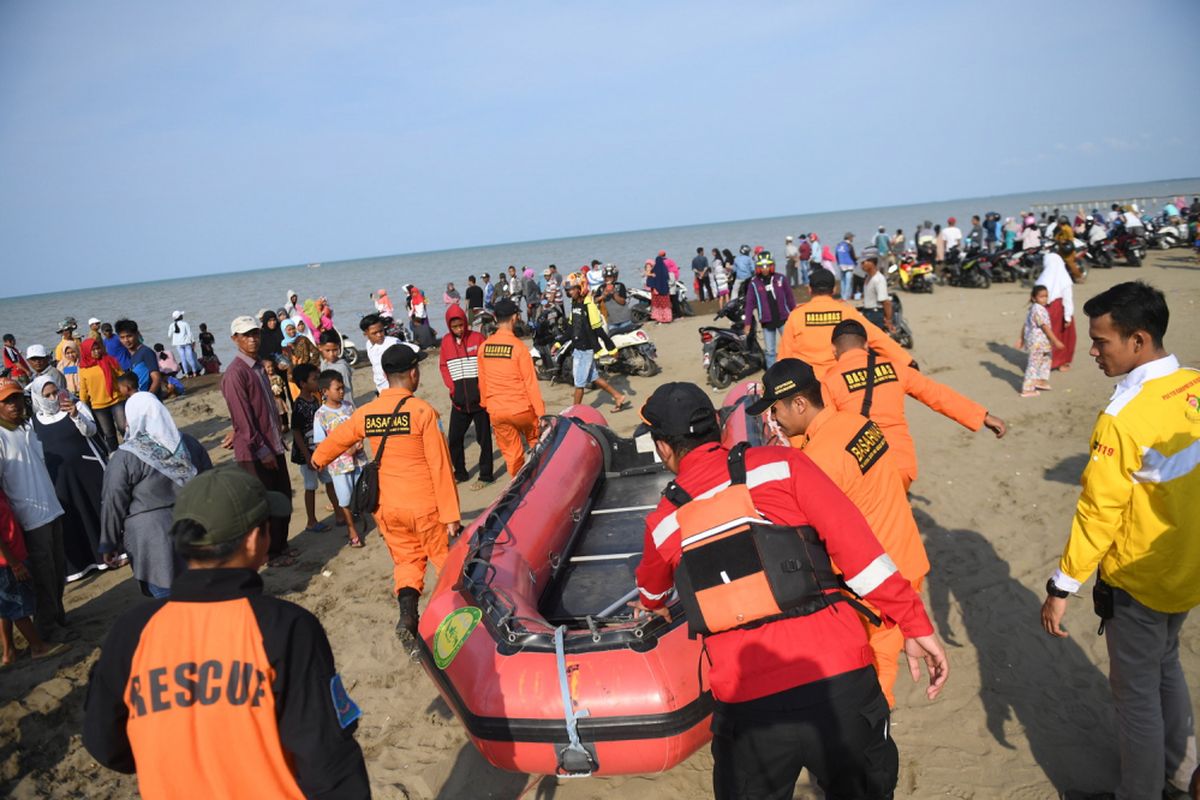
[840,269,854,299]
[799,260,810,286]
[175,345,200,376]
[762,326,778,368]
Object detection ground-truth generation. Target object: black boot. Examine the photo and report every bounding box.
[396,588,420,646]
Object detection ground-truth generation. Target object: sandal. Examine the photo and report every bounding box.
[32,642,71,660]
[612,398,631,412]
[1020,391,1039,398]
[268,554,296,568]
[347,536,365,549]
[304,522,331,533]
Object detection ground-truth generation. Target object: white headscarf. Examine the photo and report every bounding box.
[119,392,196,485]
[1037,252,1074,322]
[28,374,62,418]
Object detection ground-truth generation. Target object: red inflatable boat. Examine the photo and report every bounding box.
[413,405,712,777]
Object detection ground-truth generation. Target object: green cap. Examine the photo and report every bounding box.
[172,465,291,546]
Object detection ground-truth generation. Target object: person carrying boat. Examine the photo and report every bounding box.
[821,320,1006,489]
[776,268,913,379]
[311,343,461,636]
[753,358,930,709]
[632,382,948,800]
[476,299,544,477]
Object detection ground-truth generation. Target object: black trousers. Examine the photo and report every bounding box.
[240,454,293,557]
[696,274,714,302]
[448,407,494,482]
[92,401,127,453]
[711,666,897,800]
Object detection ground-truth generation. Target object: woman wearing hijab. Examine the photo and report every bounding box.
[167,310,200,378]
[1036,241,1076,371]
[76,338,126,452]
[259,310,284,363]
[373,288,395,318]
[99,392,211,597]
[444,282,462,307]
[649,254,673,323]
[29,376,107,581]
[285,320,320,369]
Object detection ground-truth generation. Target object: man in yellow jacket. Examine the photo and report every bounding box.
[312,343,461,639]
[1041,281,1199,800]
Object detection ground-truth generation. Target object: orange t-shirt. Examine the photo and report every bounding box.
[777,295,913,379]
[821,347,986,485]
[476,328,545,418]
[791,408,929,581]
[312,386,460,523]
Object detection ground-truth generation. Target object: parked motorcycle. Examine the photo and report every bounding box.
[1112,228,1147,267]
[530,305,660,381]
[944,245,992,289]
[699,298,765,389]
[861,293,915,350]
[891,251,935,293]
[629,280,696,322]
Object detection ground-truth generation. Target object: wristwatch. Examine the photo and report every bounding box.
[1045,579,1070,599]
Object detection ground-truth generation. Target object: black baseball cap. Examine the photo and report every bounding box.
[172,465,291,546]
[809,268,836,291]
[493,299,518,319]
[746,359,820,415]
[635,382,718,437]
[381,343,426,373]
[831,319,868,342]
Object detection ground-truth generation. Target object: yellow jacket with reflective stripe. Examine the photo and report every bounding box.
[1056,356,1200,613]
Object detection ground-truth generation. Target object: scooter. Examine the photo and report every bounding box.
[1112,228,1147,267]
[629,280,696,322]
[861,294,915,350]
[530,306,661,381]
[944,244,992,289]
[698,298,765,390]
[892,251,935,293]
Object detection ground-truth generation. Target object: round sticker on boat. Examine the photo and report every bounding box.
[432,607,483,669]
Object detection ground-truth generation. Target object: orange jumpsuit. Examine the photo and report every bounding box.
[312,386,460,594]
[821,346,986,488]
[476,328,545,476]
[791,407,929,706]
[776,294,913,379]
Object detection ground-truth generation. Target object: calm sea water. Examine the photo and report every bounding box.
[3,178,1197,367]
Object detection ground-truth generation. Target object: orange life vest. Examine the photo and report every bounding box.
[664,443,877,636]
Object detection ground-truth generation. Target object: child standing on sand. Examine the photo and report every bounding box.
[289,364,336,533]
[0,491,68,665]
[1017,284,1064,397]
[312,370,365,548]
[263,357,288,430]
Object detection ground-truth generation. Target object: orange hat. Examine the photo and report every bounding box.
[0,378,22,402]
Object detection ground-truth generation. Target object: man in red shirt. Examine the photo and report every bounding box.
[633,382,948,800]
[438,304,494,489]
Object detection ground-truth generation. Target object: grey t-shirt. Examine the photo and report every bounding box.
[862,272,889,310]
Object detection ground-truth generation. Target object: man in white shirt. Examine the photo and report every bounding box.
[940,217,963,252]
[359,313,401,395]
[0,378,68,641]
[858,248,894,333]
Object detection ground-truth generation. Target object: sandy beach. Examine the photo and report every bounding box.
[2,250,1198,799]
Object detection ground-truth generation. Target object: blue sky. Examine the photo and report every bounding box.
[2,1,1198,295]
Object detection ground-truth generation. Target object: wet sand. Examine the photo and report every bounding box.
[3,249,1199,799]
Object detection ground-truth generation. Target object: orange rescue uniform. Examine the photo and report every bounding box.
[312,386,460,594]
[476,328,546,476]
[791,407,929,706]
[821,347,986,488]
[777,294,913,379]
